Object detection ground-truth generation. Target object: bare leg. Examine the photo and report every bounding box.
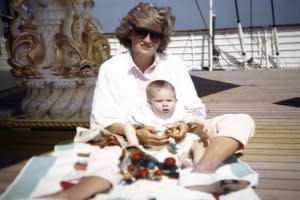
[193,136,240,173]
[190,141,206,165]
[35,176,112,200]
[180,137,249,195]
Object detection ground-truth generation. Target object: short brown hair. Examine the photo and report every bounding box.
[115,2,175,52]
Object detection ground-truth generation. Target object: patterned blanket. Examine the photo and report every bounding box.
[1,142,260,200]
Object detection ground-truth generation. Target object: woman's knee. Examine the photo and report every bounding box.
[232,114,256,142]
[216,113,256,144]
[238,114,255,128]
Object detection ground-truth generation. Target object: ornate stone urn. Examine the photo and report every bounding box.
[6,0,110,123]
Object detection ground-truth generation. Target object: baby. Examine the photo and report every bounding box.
[124,80,205,166]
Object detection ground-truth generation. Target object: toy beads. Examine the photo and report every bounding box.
[122,149,179,184]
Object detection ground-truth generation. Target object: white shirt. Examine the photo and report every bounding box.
[90,52,206,129]
[128,103,188,133]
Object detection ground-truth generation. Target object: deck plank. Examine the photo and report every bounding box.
[255,189,300,200]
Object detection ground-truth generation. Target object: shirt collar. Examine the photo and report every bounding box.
[128,52,159,74]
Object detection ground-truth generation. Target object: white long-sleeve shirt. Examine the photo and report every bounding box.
[128,103,188,133]
[90,52,206,129]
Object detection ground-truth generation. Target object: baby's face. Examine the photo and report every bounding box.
[149,88,177,118]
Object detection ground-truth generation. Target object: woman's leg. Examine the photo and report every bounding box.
[190,140,206,166]
[36,176,112,200]
[193,114,255,173]
[193,136,240,173]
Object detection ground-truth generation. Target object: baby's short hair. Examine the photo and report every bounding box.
[146,80,176,99]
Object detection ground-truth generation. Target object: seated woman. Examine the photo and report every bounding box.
[37,2,255,199]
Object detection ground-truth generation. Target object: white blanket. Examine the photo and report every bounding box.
[1,143,260,200]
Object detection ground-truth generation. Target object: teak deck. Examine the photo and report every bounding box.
[191,69,300,199]
[1,69,300,199]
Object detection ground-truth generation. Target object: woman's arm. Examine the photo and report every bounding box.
[107,123,169,146]
[36,176,111,200]
[169,56,206,118]
[90,59,127,129]
[136,126,169,145]
[106,123,125,135]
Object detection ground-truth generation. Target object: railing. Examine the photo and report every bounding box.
[1,25,300,71]
[105,25,300,70]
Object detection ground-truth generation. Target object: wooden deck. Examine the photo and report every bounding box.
[1,69,300,199]
[190,69,300,199]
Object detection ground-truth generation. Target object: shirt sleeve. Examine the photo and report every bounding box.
[169,56,207,118]
[89,64,124,129]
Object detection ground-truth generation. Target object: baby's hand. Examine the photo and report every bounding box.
[165,122,188,142]
[165,127,179,137]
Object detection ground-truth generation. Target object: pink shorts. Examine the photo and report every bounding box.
[204,114,255,147]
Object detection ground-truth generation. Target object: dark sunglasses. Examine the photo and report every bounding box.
[133,27,163,42]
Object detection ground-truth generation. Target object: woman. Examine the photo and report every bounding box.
[91,1,254,181]
[39,2,255,199]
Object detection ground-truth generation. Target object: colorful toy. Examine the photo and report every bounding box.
[167,137,178,153]
[122,148,179,184]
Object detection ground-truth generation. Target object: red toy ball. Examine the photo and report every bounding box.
[164,157,176,166]
[136,168,149,178]
[130,151,144,161]
[127,163,135,171]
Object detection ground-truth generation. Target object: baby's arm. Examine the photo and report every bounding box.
[124,121,140,146]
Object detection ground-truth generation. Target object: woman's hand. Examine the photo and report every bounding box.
[136,126,169,146]
[165,121,189,142]
[189,122,211,147]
